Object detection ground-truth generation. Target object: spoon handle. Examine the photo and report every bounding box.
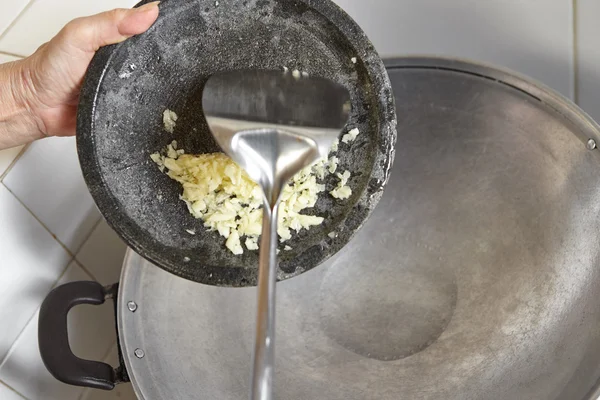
[251,203,280,400]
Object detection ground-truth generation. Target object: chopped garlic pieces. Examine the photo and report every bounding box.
[152,118,362,254]
[338,170,351,186]
[152,142,335,254]
[245,237,259,250]
[331,185,352,200]
[163,109,178,134]
[226,231,243,255]
[342,128,360,143]
[331,170,352,200]
[331,139,339,152]
[328,156,339,174]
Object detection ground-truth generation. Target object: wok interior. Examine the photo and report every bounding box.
[78,0,395,286]
[120,64,600,400]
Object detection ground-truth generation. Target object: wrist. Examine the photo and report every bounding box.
[0,58,46,148]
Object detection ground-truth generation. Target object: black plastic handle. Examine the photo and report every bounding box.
[38,281,117,390]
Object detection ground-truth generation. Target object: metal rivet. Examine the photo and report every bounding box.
[127,301,138,312]
[134,348,145,359]
[587,139,597,150]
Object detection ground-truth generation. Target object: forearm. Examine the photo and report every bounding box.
[0,59,45,149]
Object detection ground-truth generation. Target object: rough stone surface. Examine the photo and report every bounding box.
[77,0,397,287]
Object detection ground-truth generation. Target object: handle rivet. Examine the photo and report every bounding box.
[587,139,597,150]
[134,348,145,359]
[127,301,138,312]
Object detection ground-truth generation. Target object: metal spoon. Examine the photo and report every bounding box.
[203,69,350,400]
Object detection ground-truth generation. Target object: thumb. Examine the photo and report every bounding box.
[54,1,160,53]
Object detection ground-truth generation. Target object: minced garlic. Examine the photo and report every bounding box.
[331,139,339,152]
[342,127,360,143]
[153,99,364,255]
[331,170,352,200]
[163,109,178,133]
[245,237,259,250]
[151,140,349,254]
[328,156,339,174]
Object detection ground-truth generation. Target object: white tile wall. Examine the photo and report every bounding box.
[0,0,30,43]
[0,262,116,400]
[333,0,575,98]
[0,185,71,362]
[76,221,128,286]
[0,2,135,398]
[3,137,101,253]
[576,0,600,122]
[0,0,138,56]
[0,145,24,178]
[0,0,599,399]
[0,54,20,64]
[0,381,26,400]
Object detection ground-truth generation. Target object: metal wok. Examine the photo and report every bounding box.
[40,58,600,399]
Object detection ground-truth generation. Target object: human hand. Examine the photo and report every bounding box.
[0,2,160,149]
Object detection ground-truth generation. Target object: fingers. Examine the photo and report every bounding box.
[55,1,160,53]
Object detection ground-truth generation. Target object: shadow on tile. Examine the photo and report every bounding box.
[0,263,117,400]
[81,343,138,400]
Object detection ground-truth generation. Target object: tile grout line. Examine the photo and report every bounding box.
[73,214,103,255]
[0,144,29,182]
[0,184,103,367]
[1,259,105,400]
[0,50,25,59]
[0,0,36,55]
[0,182,72,254]
[0,379,27,399]
[73,257,103,285]
[1,182,79,259]
[0,0,122,395]
[0,260,98,398]
[572,0,579,104]
[0,257,97,370]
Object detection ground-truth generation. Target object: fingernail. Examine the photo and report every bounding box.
[136,1,160,12]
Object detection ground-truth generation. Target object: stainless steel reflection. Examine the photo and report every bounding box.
[119,59,600,400]
[202,70,350,400]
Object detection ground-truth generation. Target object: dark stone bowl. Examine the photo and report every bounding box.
[77,0,397,286]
